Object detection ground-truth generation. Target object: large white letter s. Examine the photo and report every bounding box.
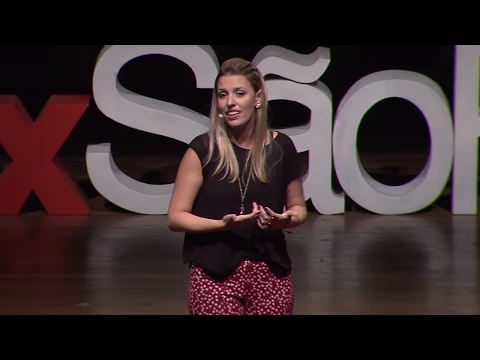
[88,45,219,215]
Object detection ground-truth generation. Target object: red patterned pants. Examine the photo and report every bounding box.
[188,260,294,315]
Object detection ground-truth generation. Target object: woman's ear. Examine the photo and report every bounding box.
[255,90,262,107]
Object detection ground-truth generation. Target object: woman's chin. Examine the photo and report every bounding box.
[225,118,252,129]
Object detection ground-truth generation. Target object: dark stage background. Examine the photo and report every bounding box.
[0,45,455,163]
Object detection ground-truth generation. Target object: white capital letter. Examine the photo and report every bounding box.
[88,45,218,214]
[452,45,480,215]
[332,70,453,215]
[254,46,344,214]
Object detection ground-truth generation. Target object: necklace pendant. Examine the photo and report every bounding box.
[240,206,245,215]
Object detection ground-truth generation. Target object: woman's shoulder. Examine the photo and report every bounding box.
[189,132,210,148]
[272,131,295,147]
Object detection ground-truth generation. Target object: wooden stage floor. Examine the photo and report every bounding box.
[0,152,479,315]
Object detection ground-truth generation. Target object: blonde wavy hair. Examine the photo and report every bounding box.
[204,57,276,183]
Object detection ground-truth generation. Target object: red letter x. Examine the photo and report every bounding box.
[0,95,91,215]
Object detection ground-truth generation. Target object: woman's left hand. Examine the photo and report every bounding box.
[257,205,298,230]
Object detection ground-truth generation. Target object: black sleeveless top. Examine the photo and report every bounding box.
[182,131,302,281]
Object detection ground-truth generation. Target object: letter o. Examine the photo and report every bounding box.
[332,70,454,215]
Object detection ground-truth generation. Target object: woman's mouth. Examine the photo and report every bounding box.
[227,111,241,120]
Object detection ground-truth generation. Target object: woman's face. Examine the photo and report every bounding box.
[216,74,261,130]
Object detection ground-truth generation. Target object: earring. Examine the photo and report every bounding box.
[255,103,261,109]
[218,114,224,118]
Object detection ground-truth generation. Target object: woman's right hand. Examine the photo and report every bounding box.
[221,202,261,229]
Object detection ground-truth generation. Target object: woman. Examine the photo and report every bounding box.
[167,57,307,315]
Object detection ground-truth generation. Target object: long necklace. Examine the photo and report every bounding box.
[238,164,253,215]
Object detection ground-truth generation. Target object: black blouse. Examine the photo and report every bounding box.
[182,131,302,281]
